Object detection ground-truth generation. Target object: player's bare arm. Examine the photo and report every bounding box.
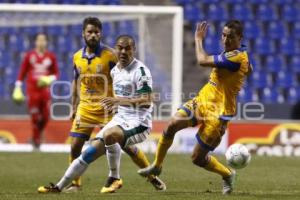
[194,21,215,67]
[71,79,79,120]
[100,92,152,108]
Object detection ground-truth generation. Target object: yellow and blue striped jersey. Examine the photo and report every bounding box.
[73,44,117,114]
[202,46,251,117]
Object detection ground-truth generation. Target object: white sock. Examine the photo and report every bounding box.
[105,143,121,179]
[56,156,88,190]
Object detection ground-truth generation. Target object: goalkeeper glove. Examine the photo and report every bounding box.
[12,81,25,104]
[37,75,57,88]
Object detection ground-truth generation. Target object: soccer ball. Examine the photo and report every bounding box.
[225,143,251,169]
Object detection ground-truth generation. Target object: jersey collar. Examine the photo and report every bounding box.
[82,43,102,60]
[117,58,137,72]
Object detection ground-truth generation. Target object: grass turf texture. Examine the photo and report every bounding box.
[0,152,299,200]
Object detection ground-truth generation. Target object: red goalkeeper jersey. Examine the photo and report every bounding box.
[17,50,59,93]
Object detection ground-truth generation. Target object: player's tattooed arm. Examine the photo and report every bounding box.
[194,21,215,67]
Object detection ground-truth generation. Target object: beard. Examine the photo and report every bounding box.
[84,37,99,49]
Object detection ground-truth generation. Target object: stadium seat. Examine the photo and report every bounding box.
[254,37,275,55]
[249,70,272,89]
[238,87,255,103]
[261,87,284,104]
[273,0,294,4]
[0,84,4,97]
[184,4,203,22]
[118,21,136,36]
[70,25,82,37]
[47,26,67,36]
[102,22,115,37]
[282,4,299,22]
[207,4,229,21]
[248,0,269,4]
[103,35,115,47]
[291,21,300,39]
[265,55,287,72]
[8,34,27,52]
[232,4,253,21]
[286,87,299,104]
[226,0,244,3]
[244,21,261,39]
[275,71,297,88]
[174,0,194,5]
[23,26,44,36]
[256,4,278,21]
[267,21,287,39]
[280,38,299,56]
[248,54,262,71]
[57,36,72,53]
[289,56,300,73]
[197,0,219,3]
[204,36,221,55]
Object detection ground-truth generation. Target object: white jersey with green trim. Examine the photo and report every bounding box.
[110,58,153,128]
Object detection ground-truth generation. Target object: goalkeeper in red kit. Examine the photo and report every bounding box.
[12,33,59,149]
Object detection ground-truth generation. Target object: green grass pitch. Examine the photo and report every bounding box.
[0,152,299,200]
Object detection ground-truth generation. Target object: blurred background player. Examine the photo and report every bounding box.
[139,20,252,195]
[12,33,59,149]
[64,17,165,192]
[38,34,166,194]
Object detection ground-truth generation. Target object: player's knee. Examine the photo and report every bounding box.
[81,146,97,164]
[165,118,183,138]
[104,131,120,145]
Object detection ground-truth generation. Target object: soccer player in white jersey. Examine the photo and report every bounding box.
[38,35,165,193]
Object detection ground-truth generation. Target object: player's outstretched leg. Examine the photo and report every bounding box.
[222,169,236,195]
[191,142,235,195]
[38,140,105,193]
[124,145,166,191]
[65,137,86,192]
[138,112,190,177]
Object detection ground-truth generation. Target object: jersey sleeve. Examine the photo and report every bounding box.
[213,50,242,72]
[136,66,153,94]
[17,52,30,81]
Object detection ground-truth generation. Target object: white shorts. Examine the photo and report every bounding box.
[95,115,151,147]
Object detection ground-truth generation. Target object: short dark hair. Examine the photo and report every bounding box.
[116,34,136,47]
[83,17,102,30]
[224,20,243,37]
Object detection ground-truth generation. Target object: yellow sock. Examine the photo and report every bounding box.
[205,155,231,178]
[69,155,82,186]
[129,148,150,168]
[129,148,157,180]
[153,135,174,167]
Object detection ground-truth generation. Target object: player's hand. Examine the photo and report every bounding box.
[37,75,56,88]
[195,21,208,40]
[70,109,77,121]
[12,86,25,104]
[100,97,118,112]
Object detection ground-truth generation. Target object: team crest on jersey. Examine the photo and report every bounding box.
[225,50,239,58]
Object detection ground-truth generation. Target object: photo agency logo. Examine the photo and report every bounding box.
[50,81,265,122]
